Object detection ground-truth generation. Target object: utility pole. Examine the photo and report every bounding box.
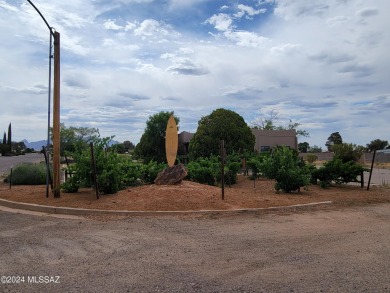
[53,31,61,198]
[27,0,61,198]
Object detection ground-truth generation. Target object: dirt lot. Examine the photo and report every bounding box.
[0,175,389,212]
[1,203,389,292]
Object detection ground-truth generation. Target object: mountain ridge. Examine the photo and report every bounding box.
[22,139,120,151]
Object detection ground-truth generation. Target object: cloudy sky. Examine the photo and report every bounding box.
[0,0,389,148]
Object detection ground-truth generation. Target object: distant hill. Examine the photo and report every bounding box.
[23,140,47,151]
[22,139,120,151]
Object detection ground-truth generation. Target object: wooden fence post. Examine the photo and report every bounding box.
[90,142,99,199]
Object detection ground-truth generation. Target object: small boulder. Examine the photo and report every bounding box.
[154,163,188,185]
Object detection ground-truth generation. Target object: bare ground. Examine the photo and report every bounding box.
[0,175,389,212]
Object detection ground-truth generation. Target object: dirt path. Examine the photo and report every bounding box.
[1,204,389,292]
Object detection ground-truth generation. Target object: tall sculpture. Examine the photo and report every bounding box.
[165,115,178,167]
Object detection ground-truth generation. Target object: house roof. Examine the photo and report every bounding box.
[251,129,297,137]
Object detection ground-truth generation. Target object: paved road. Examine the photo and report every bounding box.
[365,168,390,186]
[0,153,45,175]
[0,204,389,292]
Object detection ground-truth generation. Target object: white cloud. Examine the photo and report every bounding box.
[0,0,389,147]
[0,1,18,12]
[270,43,302,56]
[234,4,266,19]
[356,7,379,18]
[134,19,180,39]
[205,13,233,32]
[103,19,123,30]
[224,30,269,48]
[274,1,331,20]
[124,21,137,31]
[161,48,209,76]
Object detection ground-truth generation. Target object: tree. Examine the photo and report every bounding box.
[123,140,135,151]
[57,124,100,156]
[366,139,388,152]
[110,141,135,154]
[188,108,255,160]
[252,110,309,137]
[298,142,309,153]
[252,109,279,130]
[308,145,323,153]
[133,111,179,164]
[12,141,26,155]
[332,143,365,163]
[7,123,11,152]
[1,132,6,156]
[260,146,311,193]
[325,132,343,151]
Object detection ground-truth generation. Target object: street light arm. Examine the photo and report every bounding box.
[26,0,55,37]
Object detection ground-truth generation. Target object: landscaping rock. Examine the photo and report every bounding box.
[154,163,188,185]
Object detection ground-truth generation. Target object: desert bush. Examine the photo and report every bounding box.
[69,137,125,194]
[333,143,365,163]
[119,159,143,187]
[61,169,79,193]
[140,160,167,183]
[246,153,268,180]
[261,147,311,193]
[246,158,261,180]
[120,159,166,185]
[225,161,241,184]
[5,163,48,185]
[305,154,318,164]
[187,155,242,186]
[187,156,220,185]
[312,158,368,188]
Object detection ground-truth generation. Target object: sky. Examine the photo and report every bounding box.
[0,0,389,149]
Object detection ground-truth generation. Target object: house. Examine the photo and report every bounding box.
[178,131,194,156]
[251,129,297,152]
[178,129,297,154]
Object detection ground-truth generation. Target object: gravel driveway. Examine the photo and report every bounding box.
[0,204,389,292]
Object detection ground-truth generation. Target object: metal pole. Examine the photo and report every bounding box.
[52,31,61,198]
[367,150,376,191]
[26,1,59,198]
[26,0,55,37]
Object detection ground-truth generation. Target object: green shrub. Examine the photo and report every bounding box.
[186,155,242,186]
[69,137,125,194]
[246,153,268,180]
[94,141,124,194]
[313,158,368,188]
[61,174,79,193]
[119,159,143,187]
[332,143,365,163]
[305,154,318,164]
[226,161,241,184]
[246,158,261,180]
[6,163,48,185]
[140,161,167,183]
[187,156,220,185]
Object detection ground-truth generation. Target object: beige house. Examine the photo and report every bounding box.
[251,129,297,152]
[178,131,194,156]
[178,129,297,154]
